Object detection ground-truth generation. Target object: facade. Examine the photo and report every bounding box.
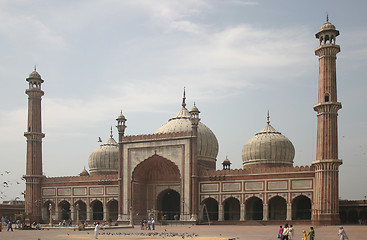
[24,20,342,225]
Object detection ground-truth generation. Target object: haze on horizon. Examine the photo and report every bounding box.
[0,0,366,202]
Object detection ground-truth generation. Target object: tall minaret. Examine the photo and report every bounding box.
[312,17,342,225]
[24,68,45,223]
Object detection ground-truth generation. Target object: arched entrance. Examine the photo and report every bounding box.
[245,197,263,220]
[292,195,311,220]
[59,200,71,220]
[268,196,287,220]
[92,200,103,220]
[132,154,181,219]
[42,201,55,221]
[75,200,87,221]
[157,189,180,220]
[201,198,218,221]
[107,200,118,221]
[223,197,240,220]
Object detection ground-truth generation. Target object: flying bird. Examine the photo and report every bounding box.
[5,171,10,174]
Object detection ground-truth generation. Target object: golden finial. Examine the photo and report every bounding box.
[110,126,113,138]
[182,87,186,108]
[267,110,270,125]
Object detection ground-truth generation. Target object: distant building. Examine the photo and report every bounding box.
[23,20,344,225]
[0,201,25,221]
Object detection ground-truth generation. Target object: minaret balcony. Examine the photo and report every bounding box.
[313,101,342,115]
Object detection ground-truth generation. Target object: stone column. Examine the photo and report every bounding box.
[287,203,292,221]
[55,204,59,221]
[70,205,75,222]
[240,203,245,221]
[103,203,107,221]
[263,203,268,221]
[86,205,92,221]
[218,204,224,221]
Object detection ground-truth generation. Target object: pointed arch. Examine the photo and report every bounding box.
[42,200,55,221]
[74,200,87,221]
[132,154,181,218]
[157,189,180,220]
[268,196,287,220]
[91,200,103,220]
[245,196,263,220]
[292,195,311,220]
[201,197,218,221]
[223,197,240,220]
[106,199,118,221]
[58,200,71,220]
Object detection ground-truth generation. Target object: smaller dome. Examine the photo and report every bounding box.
[190,104,200,115]
[242,115,295,168]
[222,156,231,164]
[79,167,89,176]
[116,111,127,122]
[320,21,336,31]
[88,132,119,175]
[29,70,41,79]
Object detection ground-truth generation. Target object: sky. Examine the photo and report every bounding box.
[0,0,366,202]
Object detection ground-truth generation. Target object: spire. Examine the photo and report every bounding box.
[110,126,113,138]
[34,65,37,72]
[326,13,329,22]
[182,87,186,108]
[267,110,270,125]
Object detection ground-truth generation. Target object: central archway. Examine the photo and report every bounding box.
[157,189,180,220]
[132,154,181,219]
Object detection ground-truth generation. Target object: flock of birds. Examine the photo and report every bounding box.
[0,170,24,200]
[97,231,200,238]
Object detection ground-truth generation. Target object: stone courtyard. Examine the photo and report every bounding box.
[0,224,366,240]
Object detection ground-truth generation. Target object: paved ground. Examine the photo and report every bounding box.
[0,224,366,240]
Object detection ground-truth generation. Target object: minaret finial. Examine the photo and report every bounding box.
[326,13,329,22]
[182,87,186,108]
[267,110,270,125]
[110,126,113,138]
[34,65,37,72]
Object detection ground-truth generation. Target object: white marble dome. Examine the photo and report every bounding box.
[155,100,219,164]
[88,134,118,175]
[242,118,295,167]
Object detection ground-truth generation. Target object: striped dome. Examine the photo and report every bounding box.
[88,136,118,175]
[242,120,295,167]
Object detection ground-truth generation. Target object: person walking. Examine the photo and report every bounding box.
[94,222,103,239]
[308,227,315,240]
[288,225,294,240]
[302,230,308,240]
[1,216,4,228]
[338,226,349,240]
[282,224,290,240]
[152,218,155,230]
[278,226,283,239]
[140,219,144,230]
[7,220,13,232]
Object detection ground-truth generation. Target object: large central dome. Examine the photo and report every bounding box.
[155,93,219,170]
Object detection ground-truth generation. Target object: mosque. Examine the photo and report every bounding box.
[24,20,342,225]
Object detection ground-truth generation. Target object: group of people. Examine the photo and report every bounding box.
[58,219,72,227]
[278,225,349,240]
[140,218,155,230]
[0,217,14,232]
[277,224,294,240]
